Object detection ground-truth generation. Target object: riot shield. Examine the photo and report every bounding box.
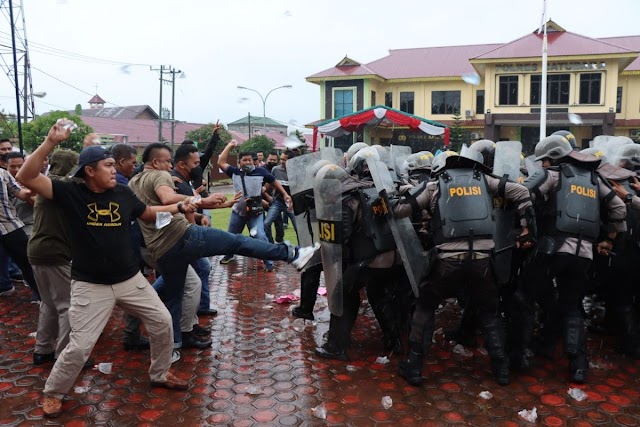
[313,176,343,315]
[390,145,412,179]
[319,147,343,165]
[287,153,322,249]
[365,155,427,297]
[524,155,542,176]
[492,141,523,285]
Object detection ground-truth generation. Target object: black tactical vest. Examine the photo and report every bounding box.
[354,188,396,254]
[432,168,494,244]
[552,164,600,241]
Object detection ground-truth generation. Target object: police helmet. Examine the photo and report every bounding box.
[468,139,495,168]
[613,144,640,170]
[308,159,334,179]
[315,163,350,183]
[534,135,573,161]
[551,130,577,149]
[580,147,608,163]
[370,144,391,167]
[405,151,434,172]
[431,150,459,174]
[348,146,379,177]
[345,142,368,163]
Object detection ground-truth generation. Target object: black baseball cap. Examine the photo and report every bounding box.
[68,145,111,178]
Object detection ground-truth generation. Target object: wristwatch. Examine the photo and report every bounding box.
[624,193,634,204]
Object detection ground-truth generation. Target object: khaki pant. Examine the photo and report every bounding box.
[43,272,173,399]
[33,264,71,357]
[181,265,201,334]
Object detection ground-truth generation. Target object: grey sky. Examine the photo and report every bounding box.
[1,0,639,130]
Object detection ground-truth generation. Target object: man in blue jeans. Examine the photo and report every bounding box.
[130,143,317,351]
[217,140,293,272]
[264,150,298,244]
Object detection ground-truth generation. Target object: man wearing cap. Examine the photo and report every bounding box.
[17,122,197,418]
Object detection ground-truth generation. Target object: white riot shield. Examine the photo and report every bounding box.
[494,141,522,180]
[365,156,426,297]
[313,177,343,315]
[287,153,322,250]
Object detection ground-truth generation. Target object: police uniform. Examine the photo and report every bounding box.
[394,153,533,386]
[514,147,626,383]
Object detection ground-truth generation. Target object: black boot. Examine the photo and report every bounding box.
[123,315,150,351]
[564,317,588,383]
[367,282,402,354]
[615,305,640,359]
[315,314,350,361]
[292,266,321,320]
[398,341,424,386]
[446,308,478,348]
[481,315,511,386]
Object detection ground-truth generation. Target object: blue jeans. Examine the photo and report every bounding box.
[193,257,212,311]
[156,225,291,346]
[264,199,297,244]
[228,211,274,268]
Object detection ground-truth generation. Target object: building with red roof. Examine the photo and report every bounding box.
[307,20,640,153]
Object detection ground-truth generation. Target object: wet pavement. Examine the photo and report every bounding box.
[1,255,640,426]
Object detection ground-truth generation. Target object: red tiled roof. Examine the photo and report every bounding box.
[88,94,106,104]
[473,31,636,60]
[601,36,640,71]
[307,62,379,79]
[80,117,205,145]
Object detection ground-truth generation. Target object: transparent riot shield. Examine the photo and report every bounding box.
[365,156,426,297]
[287,153,322,250]
[390,145,412,179]
[524,155,542,176]
[319,147,343,165]
[313,177,343,315]
[492,141,523,285]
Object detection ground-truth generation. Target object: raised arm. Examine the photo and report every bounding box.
[17,121,70,200]
[217,140,236,172]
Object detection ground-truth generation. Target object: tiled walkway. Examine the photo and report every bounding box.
[1,255,639,426]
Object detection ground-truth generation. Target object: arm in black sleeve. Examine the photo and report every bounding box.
[200,131,220,167]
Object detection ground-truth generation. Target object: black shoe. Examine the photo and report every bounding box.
[192,324,210,337]
[197,308,218,316]
[83,359,94,370]
[314,344,348,361]
[33,352,55,365]
[123,335,150,351]
[491,357,511,386]
[292,306,314,321]
[569,353,588,384]
[398,343,424,387]
[181,332,212,349]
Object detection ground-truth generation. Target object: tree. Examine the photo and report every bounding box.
[0,111,18,142]
[185,123,232,154]
[236,135,275,155]
[449,110,467,152]
[23,111,93,153]
[74,104,83,115]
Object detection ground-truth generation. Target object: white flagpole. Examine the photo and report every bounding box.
[539,0,548,141]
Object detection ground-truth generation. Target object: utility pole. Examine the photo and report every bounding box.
[150,65,182,147]
[168,67,182,150]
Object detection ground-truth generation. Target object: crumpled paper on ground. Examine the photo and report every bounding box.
[273,294,300,304]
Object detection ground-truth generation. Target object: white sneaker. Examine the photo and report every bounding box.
[171,349,180,364]
[291,243,320,271]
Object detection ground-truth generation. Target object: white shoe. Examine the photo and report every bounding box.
[171,349,180,364]
[291,243,320,271]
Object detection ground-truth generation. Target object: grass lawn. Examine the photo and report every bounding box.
[208,195,300,245]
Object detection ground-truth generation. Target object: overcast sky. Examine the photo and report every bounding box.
[1,0,639,132]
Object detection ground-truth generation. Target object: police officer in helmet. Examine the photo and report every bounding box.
[512,135,626,382]
[392,150,535,386]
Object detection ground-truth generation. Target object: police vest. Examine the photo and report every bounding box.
[432,168,494,244]
[356,188,396,254]
[552,164,600,241]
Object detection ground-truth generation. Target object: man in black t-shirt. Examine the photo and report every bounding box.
[17,122,197,418]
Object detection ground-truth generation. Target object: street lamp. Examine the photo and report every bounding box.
[237,85,292,129]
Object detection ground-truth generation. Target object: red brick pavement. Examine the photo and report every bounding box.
[0,255,639,426]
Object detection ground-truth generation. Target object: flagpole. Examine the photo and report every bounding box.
[539,0,548,141]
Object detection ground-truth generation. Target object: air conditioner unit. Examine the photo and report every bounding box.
[631,129,640,138]
[465,110,474,118]
[469,132,480,140]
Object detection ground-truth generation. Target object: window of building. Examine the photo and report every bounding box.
[371,91,376,106]
[431,91,461,115]
[499,75,518,105]
[530,74,570,105]
[399,92,415,114]
[333,89,354,118]
[476,90,485,114]
[384,92,393,108]
[334,134,354,153]
[616,87,623,113]
[579,73,601,105]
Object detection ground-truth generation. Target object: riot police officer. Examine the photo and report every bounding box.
[393,150,535,386]
[513,135,626,383]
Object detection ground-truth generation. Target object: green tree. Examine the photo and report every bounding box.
[23,111,93,153]
[0,112,18,142]
[449,110,467,152]
[74,104,83,115]
[185,123,232,154]
[236,135,275,155]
